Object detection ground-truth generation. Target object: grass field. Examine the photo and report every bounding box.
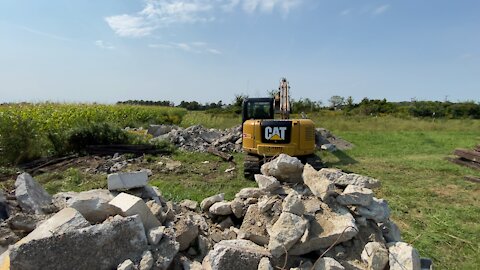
[2,110,479,269]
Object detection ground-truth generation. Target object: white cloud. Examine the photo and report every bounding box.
[242,0,301,14]
[105,14,155,37]
[105,0,303,37]
[372,4,390,15]
[149,41,221,55]
[207,48,222,54]
[95,40,115,50]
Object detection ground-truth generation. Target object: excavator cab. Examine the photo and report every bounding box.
[241,98,275,124]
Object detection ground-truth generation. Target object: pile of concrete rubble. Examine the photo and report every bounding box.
[145,124,350,154]
[0,154,429,270]
[147,125,243,153]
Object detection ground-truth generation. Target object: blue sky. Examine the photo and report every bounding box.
[0,0,479,104]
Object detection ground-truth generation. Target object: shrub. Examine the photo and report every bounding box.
[66,122,131,153]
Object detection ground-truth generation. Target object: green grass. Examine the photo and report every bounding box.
[149,151,256,202]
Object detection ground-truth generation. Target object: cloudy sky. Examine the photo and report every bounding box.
[0,0,479,104]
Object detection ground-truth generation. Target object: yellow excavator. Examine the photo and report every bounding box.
[242,78,322,178]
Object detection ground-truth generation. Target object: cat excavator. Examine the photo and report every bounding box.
[242,78,322,178]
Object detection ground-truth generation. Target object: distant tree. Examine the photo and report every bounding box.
[329,95,345,110]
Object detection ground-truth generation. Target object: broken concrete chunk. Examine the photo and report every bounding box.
[318,168,345,182]
[380,219,402,243]
[336,185,373,207]
[152,233,180,270]
[9,215,148,270]
[240,204,273,246]
[146,200,164,222]
[15,173,53,214]
[58,189,119,223]
[148,225,166,245]
[17,207,90,245]
[258,257,273,270]
[148,124,173,137]
[230,199,245,218]
[117,259,134,270]
[200,193,224,211]
[0,223,20,246]
[180,199,198,210]
[203,240,271,270]
[268,212,307,258]
[235,188,265,199]
[175,214,199,251]
[388,242,421,270]
[254,174,281,191]
[356,197,390,223]
[282,190,304,216]
[289,204,358,256]
[361,242,389,270]
[209,201,233,215]
[7,213,38,232]
[260,154,304,183]
[302,164,336,202]
[139,250,154,270]
[107,171,148,191]
[312,257,345,270]
[109,193,161,231]
[334,173,380,189]
[258,196,276,213]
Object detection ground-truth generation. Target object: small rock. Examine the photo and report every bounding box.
[217,217,234,230]
[7,213,38,232]
[107,171,148,191]
[312,257,345,270]
[240,204,273,246]
[258,197,276,213]
[334,173,380,189]
[180,199,198,210]
[175,214,199,251]
[336,185,374,207]
[109,193,161,231]
[254,175,281,191]
[282,190,304,216]
[260,154,304,183]
[148,226,166,245]
[152,233,180,270]
[235,188,265,199]
[356,198,390,223]
[388,242,421,270]
[230,199,245,218]
[361,242,389,270]
[210,201,233,215]
[200,193,224,211]
[302,164,335,202]
[268,212,307,258]
[258,257,273,270]
[203,240,270,270]
[139,250,154,270]
[380,219,402,243]
[117,259,134,270]
[15,173,53,214]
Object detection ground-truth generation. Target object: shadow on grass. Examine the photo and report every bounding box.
[324,150,358,167]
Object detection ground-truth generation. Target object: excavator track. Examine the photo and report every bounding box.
[243,154,261,179]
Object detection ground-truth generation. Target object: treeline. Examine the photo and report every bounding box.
[117,95,480,119]
[117,100,224,111]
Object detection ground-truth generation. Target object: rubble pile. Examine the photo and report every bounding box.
[147,124,243,153]
[0,154,429,270]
